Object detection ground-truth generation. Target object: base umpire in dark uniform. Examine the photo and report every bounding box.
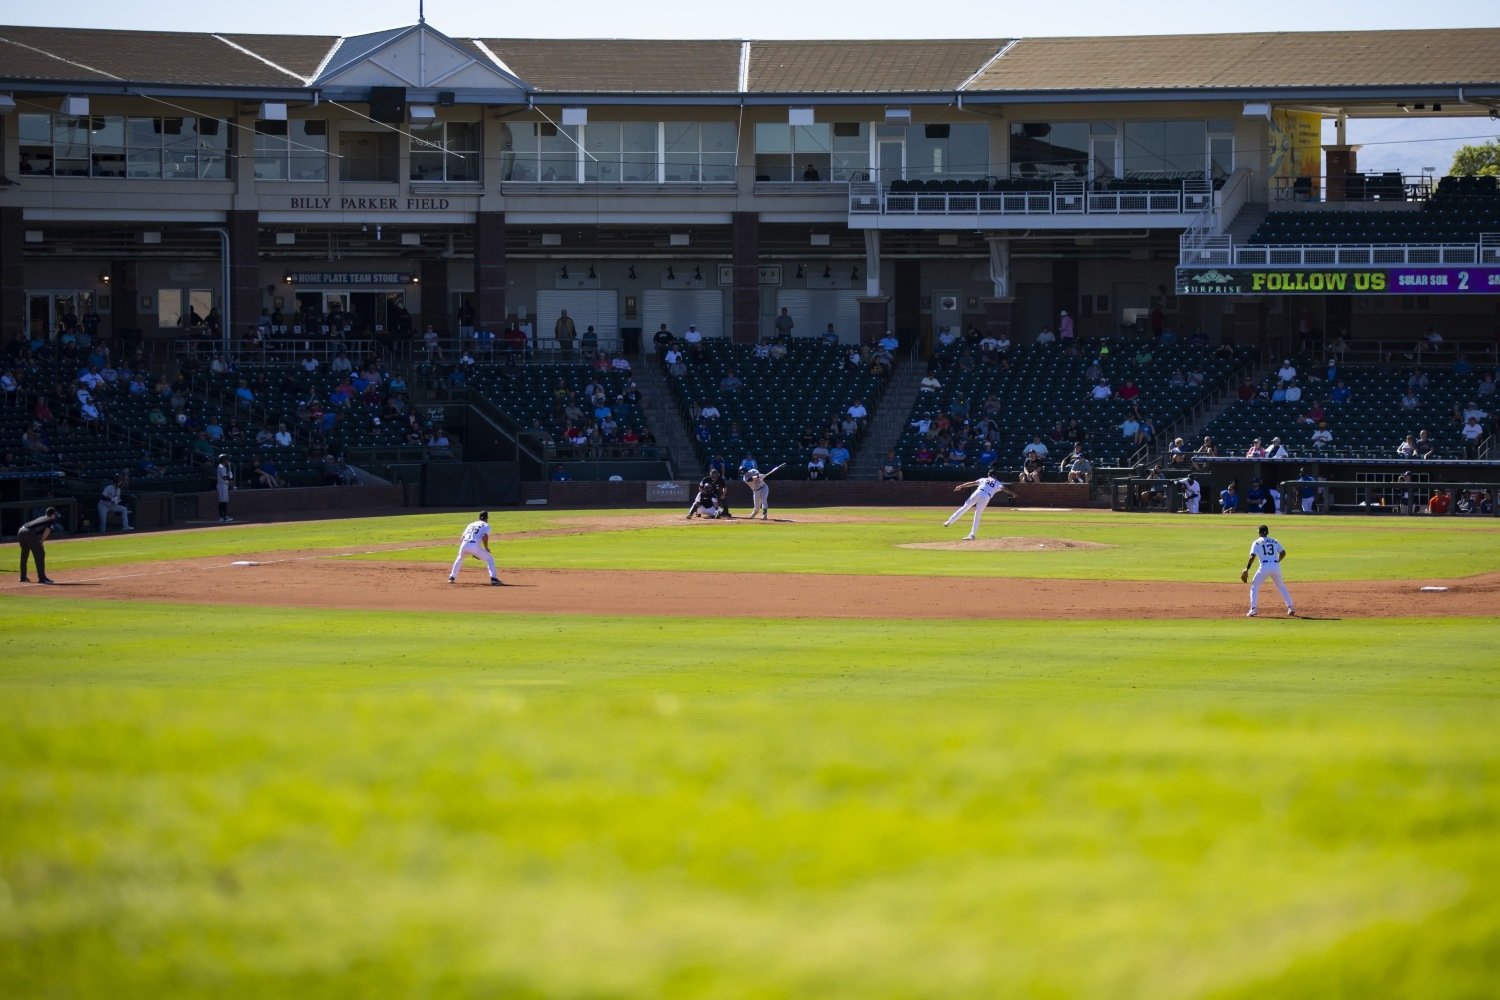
[18,506,61,584]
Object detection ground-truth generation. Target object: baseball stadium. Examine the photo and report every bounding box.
[2,16,1499,999]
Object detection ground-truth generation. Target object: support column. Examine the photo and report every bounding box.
[109,260,139,356]
[227,210,261,342]
[731,212,759,344]
[0,208,24,347]
[980,297,1017,341]
[473,211,507,333]
[421,259,449,331]
[858,296,890,345]
[986,237,1011,298]
[862,230,882,297]
[1323,146,1360,202]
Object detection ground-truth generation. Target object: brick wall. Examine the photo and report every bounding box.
[195,485,407,520]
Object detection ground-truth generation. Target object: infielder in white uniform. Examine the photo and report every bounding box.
[742,463,784,520]
[215,455,234,523]
[1241,523,1294,617]
[449,510,503,585]
[98,475,133,532]
[944,468,1019,539]
[1181,475,1201,514]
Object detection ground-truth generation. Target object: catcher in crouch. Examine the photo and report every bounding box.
[686,468,732,519]
[741,463,785,519]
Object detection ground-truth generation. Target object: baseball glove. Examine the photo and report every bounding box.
[1239,570,1249,583]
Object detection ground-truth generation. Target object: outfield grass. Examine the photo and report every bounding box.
[2,511,1498,998]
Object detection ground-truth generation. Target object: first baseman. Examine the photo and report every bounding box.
[449,510,503,585]
[1241,523,1294,617]
[944,468,1019,540]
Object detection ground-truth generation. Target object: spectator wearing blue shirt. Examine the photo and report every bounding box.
[828,441,851,478]
[1330,380,1351,403]
[1219,481,1239,513]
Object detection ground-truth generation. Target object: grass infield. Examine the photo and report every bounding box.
[1,508,1497,998]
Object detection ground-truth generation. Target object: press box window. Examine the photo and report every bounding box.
[255,120,328,181]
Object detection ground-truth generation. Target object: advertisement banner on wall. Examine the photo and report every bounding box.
[1177,266,1500,295]
[1268,109,1322,195]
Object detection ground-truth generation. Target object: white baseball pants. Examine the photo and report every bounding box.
[450,540,498,580]
[1250,564,1294,614]
[946,491,992,537]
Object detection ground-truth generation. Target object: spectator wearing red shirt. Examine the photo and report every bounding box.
[1237,377,1256,403]
[1428,490,1452,515]
[1118,380,1141,402]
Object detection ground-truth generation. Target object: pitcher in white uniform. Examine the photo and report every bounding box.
[1242,523,1294,617]
[943,468,1019,540]
[449,510,503,585]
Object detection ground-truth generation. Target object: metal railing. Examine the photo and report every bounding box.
[1271,172,1434,204]
[1180,239,1495,269]
[852,177,1213,218]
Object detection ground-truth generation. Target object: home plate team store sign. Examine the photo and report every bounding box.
[1176,267,1500,295]
[286,272,414,286]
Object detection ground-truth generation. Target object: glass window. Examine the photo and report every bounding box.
[1009,122,1088,179]
[340,130,399,182]
[622,122,657,182]
[254,121,291,180]
[197,118,228,179]
[290,121,328,182]
[538,123,579,182]
[392,122,468,183]
[1124,120,1210,178]
[583,121,622,182]
[127,118,162,178]
[1163,121,1206,175]
[20,112,228,179]
[157,289,183,328]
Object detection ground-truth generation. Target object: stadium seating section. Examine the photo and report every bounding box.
[1199,352,1492,460]
[662,339,887,478]
[893,338,1255,478]
[1250,174,1500,245]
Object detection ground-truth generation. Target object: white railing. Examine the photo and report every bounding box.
[1230,243,1485,267]
[1482,234,1500,264]
[852,178,1214,219]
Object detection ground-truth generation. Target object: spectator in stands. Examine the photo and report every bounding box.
[1196,436,1218,458]
[1300,400,1326,426]
[1167,438,1190,467]
[847,398,869,430]
[774,308,796,339]
[1453,353,1473,377]
[1478,372,1496,398]
[1168,368,1187,387]
[1400,388,1421,410]
[769,339,788,361]
[1285,381,1303,404]
[1408,368,1429,391]
[1271,381,1288,403]
[1018,452,1043,483]
[1463,416,1485,458]
[1022,436,1049,462]
[806,452,826,480]
[1057,443,1087,478]
[1,368,20,406]
[1310,422,1333,449]
[251,456,283,488]
[1266,437,1290,460]
[1397,434,1418,458]
[1463,401,1490,425]
[1422,326,1443,355]
[1237,376,1256,404]
[21,424,49,456]
[274,423,293,448]
[652,324,674,349]
[1090,378,1112,401]
[879,449,903,481]
[719,369,742,395]
[1035,325,1056,347]
[1329,380,1351,404]
[1118,379,1141,403]
[1244,438,1267,459]
[580,325,598,356]
[919,372,942,394]
[1058,310,1074,342]
[1118,413,1140,442]
[611,353,632,374]
[234,381,255,408]
[1277,359,1297,383]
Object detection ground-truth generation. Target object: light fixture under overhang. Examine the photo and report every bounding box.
[1242,101,1271,120]
[788,107,815,126]
[409,105,437,122]
[62,95,90,116]
[0,94,15,115]
[884,107,911,125]
[259,101,288,121]
[400,232,422,246]
[561,107,588,126]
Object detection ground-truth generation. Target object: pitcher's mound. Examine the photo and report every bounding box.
[901,536,1112,552]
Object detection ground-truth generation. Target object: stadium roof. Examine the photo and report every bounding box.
[1,23,1498,108]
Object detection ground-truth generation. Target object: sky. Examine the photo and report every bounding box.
[1,0,1494,40]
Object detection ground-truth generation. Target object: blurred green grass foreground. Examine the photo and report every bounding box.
[1,509,1497,997]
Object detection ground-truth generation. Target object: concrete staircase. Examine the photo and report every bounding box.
[1225,202,1268,244]
[633,358,697,478]
[848,358,925,479]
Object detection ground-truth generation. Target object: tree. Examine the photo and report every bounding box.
[1449,138,1500,177]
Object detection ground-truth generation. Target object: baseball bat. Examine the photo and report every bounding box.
[764,463,786,478]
